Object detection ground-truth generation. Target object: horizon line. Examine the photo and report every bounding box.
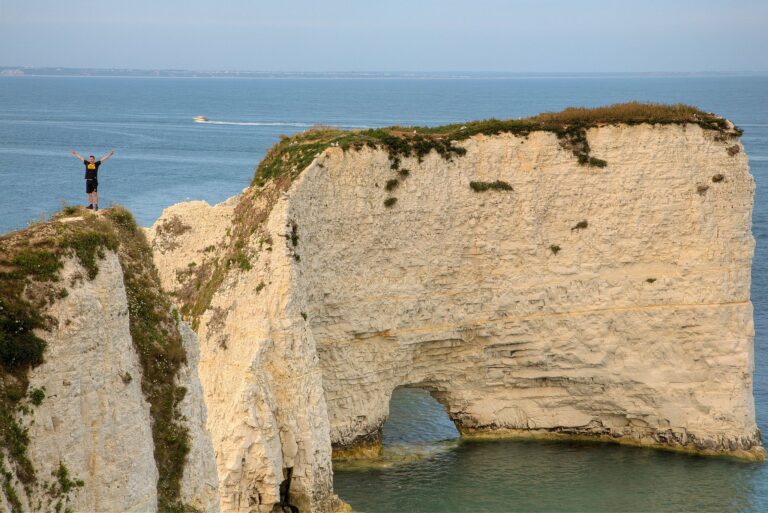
[2,66,768,77]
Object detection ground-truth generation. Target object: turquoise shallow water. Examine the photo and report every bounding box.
[335,389,764,512]
[0,75,767,511]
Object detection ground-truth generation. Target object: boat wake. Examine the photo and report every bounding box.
[194,117,371,129]
[196,120,314,127]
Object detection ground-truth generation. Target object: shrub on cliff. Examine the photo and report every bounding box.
[469,180,513,192]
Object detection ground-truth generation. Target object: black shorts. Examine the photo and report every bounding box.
[85,179,98,193]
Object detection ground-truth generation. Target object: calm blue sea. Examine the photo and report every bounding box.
[1,75,766,512]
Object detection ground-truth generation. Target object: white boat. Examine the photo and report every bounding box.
[193,115,208,123]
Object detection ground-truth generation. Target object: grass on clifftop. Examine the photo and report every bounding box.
[0,206,195,512]
[251,102,740,186]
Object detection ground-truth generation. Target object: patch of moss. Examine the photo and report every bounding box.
[54,462,84,494]
[28,387,45,406]
[1,457,22,513]
[469,180,513,192]
[549,244,561,255]
[571,220,588,231]
[385,179,399,191]
[155,216,192,238]
[228,251,252,271]
[60,230,118,280]
[384,197,398,207]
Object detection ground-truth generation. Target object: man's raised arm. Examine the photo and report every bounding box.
[70,150,85,162]
[100,150,115,162]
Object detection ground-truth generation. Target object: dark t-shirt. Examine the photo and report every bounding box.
[84,160,101,180]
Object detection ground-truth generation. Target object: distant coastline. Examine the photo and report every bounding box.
[1,67,767,80]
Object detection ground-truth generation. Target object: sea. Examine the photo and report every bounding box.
[0,74,766,512]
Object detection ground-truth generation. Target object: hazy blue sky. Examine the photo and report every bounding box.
[1,0,767,72]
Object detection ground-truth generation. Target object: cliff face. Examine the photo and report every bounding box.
[293,125,759,457]
[151,114,763,511]
[149,190,341,513]
[0,210,219,513]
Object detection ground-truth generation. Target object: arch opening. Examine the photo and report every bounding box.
[382,386,459,448]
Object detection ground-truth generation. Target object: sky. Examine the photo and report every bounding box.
[1,0,767,72]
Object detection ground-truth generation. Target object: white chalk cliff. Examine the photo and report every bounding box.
[149,121,764,512]
[0,222,220,512]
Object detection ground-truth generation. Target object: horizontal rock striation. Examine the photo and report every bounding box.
[151,106,763,511]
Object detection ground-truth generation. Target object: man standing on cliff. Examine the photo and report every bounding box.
[70,150,115,211]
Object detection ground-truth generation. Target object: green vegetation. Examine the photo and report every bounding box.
[0,210,121,487]
[571,220,588,231]
[385,179,399,191]
[289,223,299,247]
[228,251,252,271]
[54,462,84,494]
[101,208,193,513]
[469,180,513,192]
[646,278,657,283]
[697,184,710,195]
[384,197,398,207]
[155,216,192,238]
[250,103,739,187]
[0,206,194,511]
[549,244,561,255]
[176,178,289,328]
[28,388,45,406]
[727,145,740,156]
[712,174,725,183]
[1,457,22,513]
